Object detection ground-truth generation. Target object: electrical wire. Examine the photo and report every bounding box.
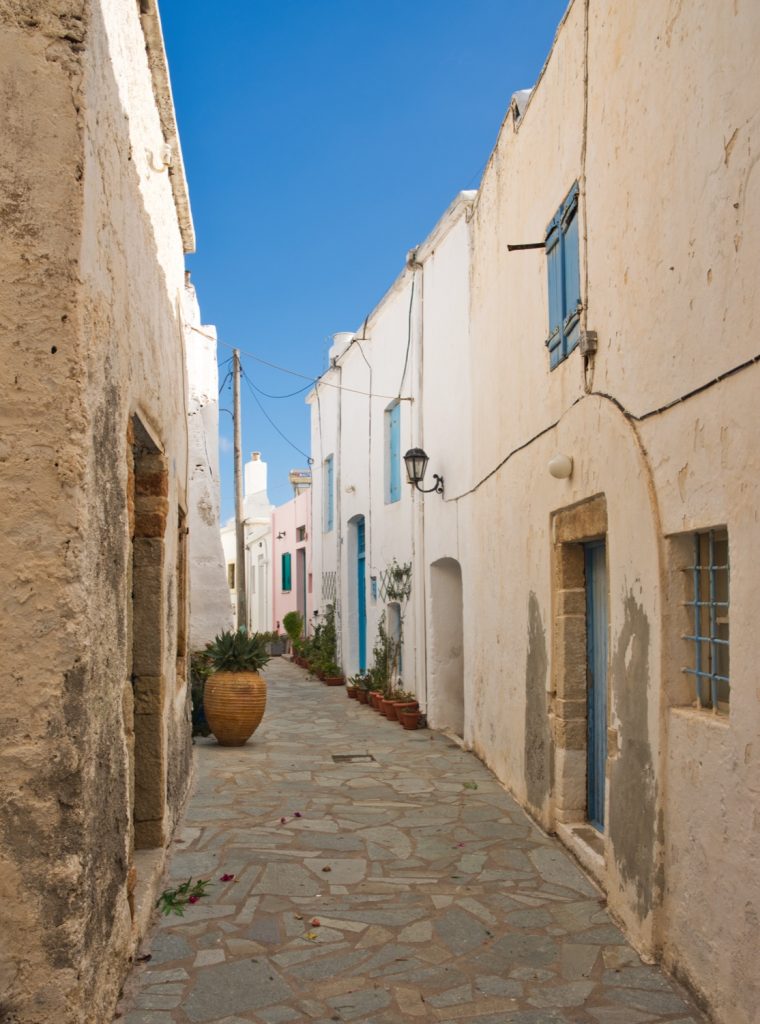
[240,365,313,464]
[218,370,232,395]
[248,379,313,400]
[445,350,760,503]
[186,324,407,401]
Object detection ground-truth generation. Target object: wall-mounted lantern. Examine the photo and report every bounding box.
[276,531,286,539]
[403,448,444,497]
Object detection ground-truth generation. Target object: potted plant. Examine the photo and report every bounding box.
[203,629,270,746]
[320,660,344,686]
[398,707,422,730]
[190,651,212,737]
[282,611,303,660]
[354,674,372,704]
[392,687,419,722]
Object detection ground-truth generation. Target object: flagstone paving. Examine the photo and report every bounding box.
[116,658,705,1024]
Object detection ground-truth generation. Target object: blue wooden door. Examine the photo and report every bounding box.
[357,518,367,671]
[585,542,608,832]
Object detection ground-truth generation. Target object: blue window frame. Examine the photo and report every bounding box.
[683,529,729,711]
[324,454,334,532]
[281,552,292,592]
[545,182,582,369]
[386,402,401,504]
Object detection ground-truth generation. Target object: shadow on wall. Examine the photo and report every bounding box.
[524,591,553,816]
[429,557,464,737]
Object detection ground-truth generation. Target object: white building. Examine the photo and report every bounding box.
[308,3,760,1020]
[308,192,474,705]
[221,451,274,632]
[184,276,233,647]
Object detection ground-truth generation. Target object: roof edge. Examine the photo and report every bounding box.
[140,0,196,254]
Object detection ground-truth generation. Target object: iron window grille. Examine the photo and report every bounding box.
[682,528,729,711]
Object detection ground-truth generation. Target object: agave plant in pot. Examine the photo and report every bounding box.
[203,629,271,746]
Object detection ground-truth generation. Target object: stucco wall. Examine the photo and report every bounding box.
[184,282,232,648]
[0,2,194,1020]
[463,0,760,1020]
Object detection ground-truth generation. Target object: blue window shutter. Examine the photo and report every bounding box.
[282,552,292,592]
[389,404,401,503]
[545,218,563,368]
[325,455,334,532]
[561,187,581,353]
[546,182,582,369]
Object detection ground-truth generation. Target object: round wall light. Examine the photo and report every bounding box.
[548,453,573,479]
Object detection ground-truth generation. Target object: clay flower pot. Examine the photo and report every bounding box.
[357,689,369,704]
[393,700,418,722]
[324,675,345,687]
[395,696,419,720]
[370,691,384,711]
[381,697,398,721]
[204,670,267,746]
[398,708,421,731]
[346,685,358,699]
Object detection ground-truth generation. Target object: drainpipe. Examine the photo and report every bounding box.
[335,363,343,665]
[409,256,428,714]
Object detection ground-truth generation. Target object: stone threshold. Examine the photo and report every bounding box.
[131,847,169,946]
[556,820,606,890]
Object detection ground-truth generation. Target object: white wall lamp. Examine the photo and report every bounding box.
[403,448,444,497]
[548,453,574,479]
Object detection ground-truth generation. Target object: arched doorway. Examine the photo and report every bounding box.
[429,557,464,737]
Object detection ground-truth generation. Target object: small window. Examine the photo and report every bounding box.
[385,402,401,504]
[281,552,292,592]
[227,563,235,589]
[297,525,307,542]
[683,528,729,711]
[324,455,334,532]
[545,182,582,369]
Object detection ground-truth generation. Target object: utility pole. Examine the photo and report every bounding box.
[232,349,247,630]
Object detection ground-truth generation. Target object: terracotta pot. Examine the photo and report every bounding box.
[398,709,421,731]
[356,688,369,704]
[204,670,267,746]
[381,698,398,721]
[346,686,357,699]
[324,676,344,686]
[370,691,384,711]
[393,701,418,722]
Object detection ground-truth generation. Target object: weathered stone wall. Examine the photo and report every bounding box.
[0,1,194,1020]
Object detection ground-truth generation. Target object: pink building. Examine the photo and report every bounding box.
[272,488,312,635]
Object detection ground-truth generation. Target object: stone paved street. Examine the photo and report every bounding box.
[117,659,705,1024]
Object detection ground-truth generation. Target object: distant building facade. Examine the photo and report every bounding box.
[221,452,274,632]
[184,278,234,647]
[0,1,226,1021]
[272,484,313,635]
[309,2,760,1021]
[308,192,474,699]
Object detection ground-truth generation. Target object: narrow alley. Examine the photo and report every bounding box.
[117,660,704,1024]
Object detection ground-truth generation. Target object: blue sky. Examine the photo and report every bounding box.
[160,0,569,518]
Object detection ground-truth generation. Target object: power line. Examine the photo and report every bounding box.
[186,323,409,401]
[240,365,313,465]
[248,379,313,400]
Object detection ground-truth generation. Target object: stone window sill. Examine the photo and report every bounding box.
[670,705,730,728]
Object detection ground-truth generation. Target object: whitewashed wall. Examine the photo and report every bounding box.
[184,280,233,648]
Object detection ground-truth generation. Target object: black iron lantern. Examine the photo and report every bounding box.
[403,447,444,496]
